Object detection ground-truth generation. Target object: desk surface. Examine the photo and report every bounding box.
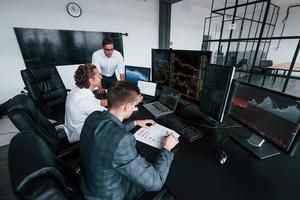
[268,63,300,71]
[135,104,300,200]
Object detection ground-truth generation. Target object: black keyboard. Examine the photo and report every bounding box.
[159,115,203,142]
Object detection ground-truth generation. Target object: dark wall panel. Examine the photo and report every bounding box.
[14,27,124,67]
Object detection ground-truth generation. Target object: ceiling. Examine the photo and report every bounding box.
[190,0,300,8]
[272,0,300,7]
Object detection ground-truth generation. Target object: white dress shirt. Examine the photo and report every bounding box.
[64,87,106,143]
[92,49,125,78]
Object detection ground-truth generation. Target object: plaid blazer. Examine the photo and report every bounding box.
[80,111,174,200]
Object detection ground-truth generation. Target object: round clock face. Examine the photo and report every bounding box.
[67,2,82,18]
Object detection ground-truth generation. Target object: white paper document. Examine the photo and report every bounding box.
[137,81,157,96]
[134,123,179,149]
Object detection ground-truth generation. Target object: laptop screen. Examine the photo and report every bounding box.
[159,86,181,111]
[125,66,151,84]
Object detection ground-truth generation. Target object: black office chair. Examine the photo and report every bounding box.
[236,59,250,71]
[9,131,83,200]
[21,65,67,122]
[7,94,76,156]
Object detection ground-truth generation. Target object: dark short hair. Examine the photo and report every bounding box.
[74,64,97,89]
[102,38,114,47]
[107,81,140,109]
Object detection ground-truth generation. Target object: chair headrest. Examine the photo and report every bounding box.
[9,131,67,193]
[29,66,54,82]
[7,94,36,115]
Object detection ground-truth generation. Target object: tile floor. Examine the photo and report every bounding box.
[0,116,18,147]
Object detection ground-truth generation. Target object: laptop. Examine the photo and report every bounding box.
[137,81,157,103]
[143,86,181,118]
[125,66,151,84]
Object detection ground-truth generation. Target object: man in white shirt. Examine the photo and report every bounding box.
[92,38,125,95]
[64,64,108,143]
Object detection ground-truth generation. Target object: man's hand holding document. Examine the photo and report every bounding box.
[134,123,179,149]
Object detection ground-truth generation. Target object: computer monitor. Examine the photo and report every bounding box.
[170,50,211,101]
[229,81,300,159]
[151,49,171,87]
[125,65,150,84]
[152,49,212,95]
[197,64,235,123]
[152,49,233,123]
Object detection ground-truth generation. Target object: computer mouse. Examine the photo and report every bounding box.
[214,149,227,165]
[145,123,153,127]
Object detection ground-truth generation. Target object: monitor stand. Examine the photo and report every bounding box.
[231,132,280,159]
[196,112,221,128]
[207,117,221,128]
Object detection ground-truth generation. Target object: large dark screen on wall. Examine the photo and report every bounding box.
[14,27,123,67]
[229,81,300,152]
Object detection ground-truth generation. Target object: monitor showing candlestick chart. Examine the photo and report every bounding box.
[152,49,211,101]
[152,49,236,123]
[171,50,211,101]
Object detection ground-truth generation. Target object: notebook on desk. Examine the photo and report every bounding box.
[143,86,181,118]
[137,81,157,104]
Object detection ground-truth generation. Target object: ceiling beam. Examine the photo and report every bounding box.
[162,0,182,3]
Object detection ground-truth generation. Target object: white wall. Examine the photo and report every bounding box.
[170,1,210,50]
[0,0,159,104]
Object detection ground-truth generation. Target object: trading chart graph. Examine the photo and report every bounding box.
[229,82,300,152]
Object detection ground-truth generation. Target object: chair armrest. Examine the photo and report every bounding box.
[57,143,80,174]
[57,143,79,161]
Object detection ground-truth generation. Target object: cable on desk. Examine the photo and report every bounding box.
[218,123,241,149]
[176,103,191,112]
[221,137,230,148]
[173,112,241,129]
[197,123,241,129]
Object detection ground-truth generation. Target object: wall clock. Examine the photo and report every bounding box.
[66,2,82,18]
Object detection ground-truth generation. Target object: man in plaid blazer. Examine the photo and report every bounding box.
[80,81,179,200]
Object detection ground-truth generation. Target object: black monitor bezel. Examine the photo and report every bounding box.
[125,65,151,84]
[151,49,235,123]
[198,64,236,123]
[228,80,300,154]
[151,49,171,90]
